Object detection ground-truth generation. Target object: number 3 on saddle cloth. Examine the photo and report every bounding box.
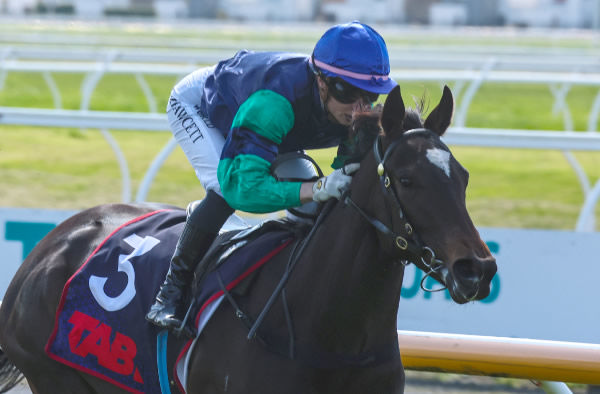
[45,209,297,394]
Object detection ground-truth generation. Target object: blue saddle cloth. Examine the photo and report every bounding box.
[45,209,294,394]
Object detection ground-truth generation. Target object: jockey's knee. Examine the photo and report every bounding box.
[186,190,235,234]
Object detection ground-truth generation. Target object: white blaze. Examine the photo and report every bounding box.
[426,148,451,177]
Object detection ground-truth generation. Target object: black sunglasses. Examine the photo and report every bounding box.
[325,76,379,104]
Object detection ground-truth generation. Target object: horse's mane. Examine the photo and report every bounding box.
[403,107,424,131]
[398,93,429,132]
[346,99,426,162]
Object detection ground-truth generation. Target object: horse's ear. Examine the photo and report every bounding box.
[381,85,405,136]
[424,85,454,136]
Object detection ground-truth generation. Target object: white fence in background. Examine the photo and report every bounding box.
[4,59,600,130]
[1,106,599,232]
[3,43,600,73]
[2,23,600,70]
[1,33,600,232]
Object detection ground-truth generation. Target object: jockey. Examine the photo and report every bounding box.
[146,21,398,333]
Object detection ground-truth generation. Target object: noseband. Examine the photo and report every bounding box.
[344,129,446,292]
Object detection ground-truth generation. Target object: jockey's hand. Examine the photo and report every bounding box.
[312,163,360,202]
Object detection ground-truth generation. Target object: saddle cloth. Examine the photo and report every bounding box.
[45,209,294,394]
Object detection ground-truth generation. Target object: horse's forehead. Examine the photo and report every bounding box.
[425,147,451,177]
[397,136,453,177]
[403,133,447,154]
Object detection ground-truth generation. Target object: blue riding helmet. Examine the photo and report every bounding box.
[311,21,397,95]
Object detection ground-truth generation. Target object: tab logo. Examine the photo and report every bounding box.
[68,310,143,383]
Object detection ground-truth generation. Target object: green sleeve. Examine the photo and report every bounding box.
[231,90,293,144]
[218,155,302,213]
[217,90,301,213]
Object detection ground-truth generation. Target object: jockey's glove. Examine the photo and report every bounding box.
[312,163,360,202]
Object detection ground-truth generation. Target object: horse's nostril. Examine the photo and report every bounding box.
[452,259,480,282]
[449,257,497,303]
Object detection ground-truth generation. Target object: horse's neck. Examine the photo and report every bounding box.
[290,156,404,348]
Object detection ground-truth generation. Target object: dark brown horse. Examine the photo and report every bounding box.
[0,85,496,394]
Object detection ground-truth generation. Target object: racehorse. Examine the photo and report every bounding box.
[0,85,496,394]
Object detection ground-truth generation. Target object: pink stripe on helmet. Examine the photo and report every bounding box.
[312,58,389,81]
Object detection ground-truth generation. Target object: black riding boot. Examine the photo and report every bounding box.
[146,190,234,334]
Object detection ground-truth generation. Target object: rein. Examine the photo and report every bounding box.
[217,200,400,368]
[344,130,447,292]
[216,129,449,367]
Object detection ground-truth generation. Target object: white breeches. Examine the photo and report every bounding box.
[167,66,226,195]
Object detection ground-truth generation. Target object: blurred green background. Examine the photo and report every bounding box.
[1,20,599,230]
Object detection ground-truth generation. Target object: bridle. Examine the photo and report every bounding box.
[343,129,447,292]
[219,129,448,367]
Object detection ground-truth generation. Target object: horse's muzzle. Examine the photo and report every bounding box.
[445,255,497,304]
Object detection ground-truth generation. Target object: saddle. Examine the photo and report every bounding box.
[176,217,312,336]
[210,219,304,270]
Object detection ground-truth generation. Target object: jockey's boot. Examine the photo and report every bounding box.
[146,190,234,335]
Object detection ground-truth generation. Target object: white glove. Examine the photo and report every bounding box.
[312,163,360,202]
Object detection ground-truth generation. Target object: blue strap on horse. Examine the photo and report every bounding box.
[156,330,171,394]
